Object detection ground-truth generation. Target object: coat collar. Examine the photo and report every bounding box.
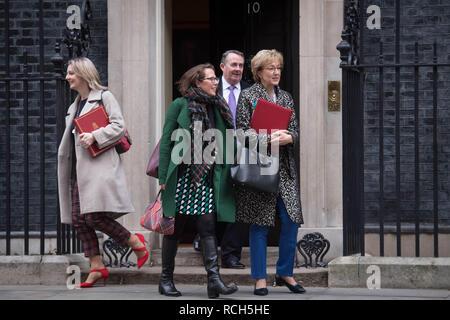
[78,89,103,117]
[253,82,281,104]
[175,97,228,132]
[219,78,249,98]
[176,98,191,130]
[67,95,80,116]
[87,89,103,103]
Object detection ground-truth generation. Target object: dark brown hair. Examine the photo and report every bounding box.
[177,63,215,95]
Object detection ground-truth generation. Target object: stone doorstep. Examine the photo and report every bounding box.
[150,247,286,267]
[2,254,449,289]
[79,246,329,287]
[0,255,328,287]
[4,254,450,289]
[86,266,329,287]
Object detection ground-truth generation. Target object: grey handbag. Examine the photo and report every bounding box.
[230,139,280,193]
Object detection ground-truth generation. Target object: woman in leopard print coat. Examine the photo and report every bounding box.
[235,49,304,295]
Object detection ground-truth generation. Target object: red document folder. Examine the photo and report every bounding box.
[73,105,120,158]
[250,99,293,133]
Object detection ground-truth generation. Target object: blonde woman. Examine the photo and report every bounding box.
[235,50,304,295]
[57,57,148,287]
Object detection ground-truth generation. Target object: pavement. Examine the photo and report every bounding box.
[1,285,446,320]
[0,284,448,300]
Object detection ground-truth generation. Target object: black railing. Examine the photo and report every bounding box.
[1,50,70,255]
[0,47,80,255]
[339,0,448,257]
[338,0,364,256]
[1,0,92,256]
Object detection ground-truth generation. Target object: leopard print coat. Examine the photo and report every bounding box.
[235,82,303,227]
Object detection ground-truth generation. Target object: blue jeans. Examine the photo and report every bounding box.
[249,196,300,279]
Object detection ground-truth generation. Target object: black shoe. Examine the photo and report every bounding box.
[207,279,238,299]
[253,286,269,296]
[275,274,306,294]
[193,234,201,252]
[159,280,182,297]
[221,260,245,269]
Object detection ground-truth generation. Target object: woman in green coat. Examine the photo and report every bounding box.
[158,63,238,299]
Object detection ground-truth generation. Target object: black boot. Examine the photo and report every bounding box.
[159,237,182,297]
[201,236,238,298]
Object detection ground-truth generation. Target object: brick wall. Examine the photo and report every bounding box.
[0,0,108,232]
[361,0,450,226]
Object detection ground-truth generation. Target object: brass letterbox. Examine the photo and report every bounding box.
[328,81,341,112]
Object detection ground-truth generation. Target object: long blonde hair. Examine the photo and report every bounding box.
[68,57,107,91]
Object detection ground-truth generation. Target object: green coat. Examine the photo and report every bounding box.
[158,97,236,222]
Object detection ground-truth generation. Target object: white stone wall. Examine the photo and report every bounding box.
[298,0,344,262]
[107,0,171,250]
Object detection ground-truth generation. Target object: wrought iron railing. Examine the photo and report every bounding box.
[338,0,448,257]
[1,0,92,256]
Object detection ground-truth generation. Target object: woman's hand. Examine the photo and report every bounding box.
[160,184,165,191]
[270,130,293,146]
[79,133,96,149]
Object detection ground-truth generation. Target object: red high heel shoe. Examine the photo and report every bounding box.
[134,233,149,269]
[77,268,109,288]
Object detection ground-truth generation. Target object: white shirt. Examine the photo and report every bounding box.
[221,76,242,104]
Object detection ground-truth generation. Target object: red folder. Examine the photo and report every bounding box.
[73,105,120,158]
[250,99,293,133]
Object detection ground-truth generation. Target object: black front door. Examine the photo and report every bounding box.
[172,0,300,245]
[210,0,299,109]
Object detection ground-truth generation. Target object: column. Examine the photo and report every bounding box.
[298,0,343,262]
[107,0,171,250]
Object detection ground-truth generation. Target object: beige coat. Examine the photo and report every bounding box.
[57,89,135,224]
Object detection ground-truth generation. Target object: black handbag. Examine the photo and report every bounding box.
[230,139,280,193]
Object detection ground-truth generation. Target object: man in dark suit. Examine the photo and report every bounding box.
[217,50,250,269]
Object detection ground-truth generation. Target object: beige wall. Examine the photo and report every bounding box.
[324,0,344,229]
[107,0,171,252]
[297,0,344,262]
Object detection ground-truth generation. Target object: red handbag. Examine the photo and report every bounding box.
[140,190,174,235]
[146,139,160,178]
[98,91,132,155]
[116,129,132,154]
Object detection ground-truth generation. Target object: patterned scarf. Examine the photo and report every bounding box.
[184,86,234,186]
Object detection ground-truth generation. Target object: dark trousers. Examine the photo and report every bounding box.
[217,221,249,263]
[72,181,131,257]
[165,212,216,242]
